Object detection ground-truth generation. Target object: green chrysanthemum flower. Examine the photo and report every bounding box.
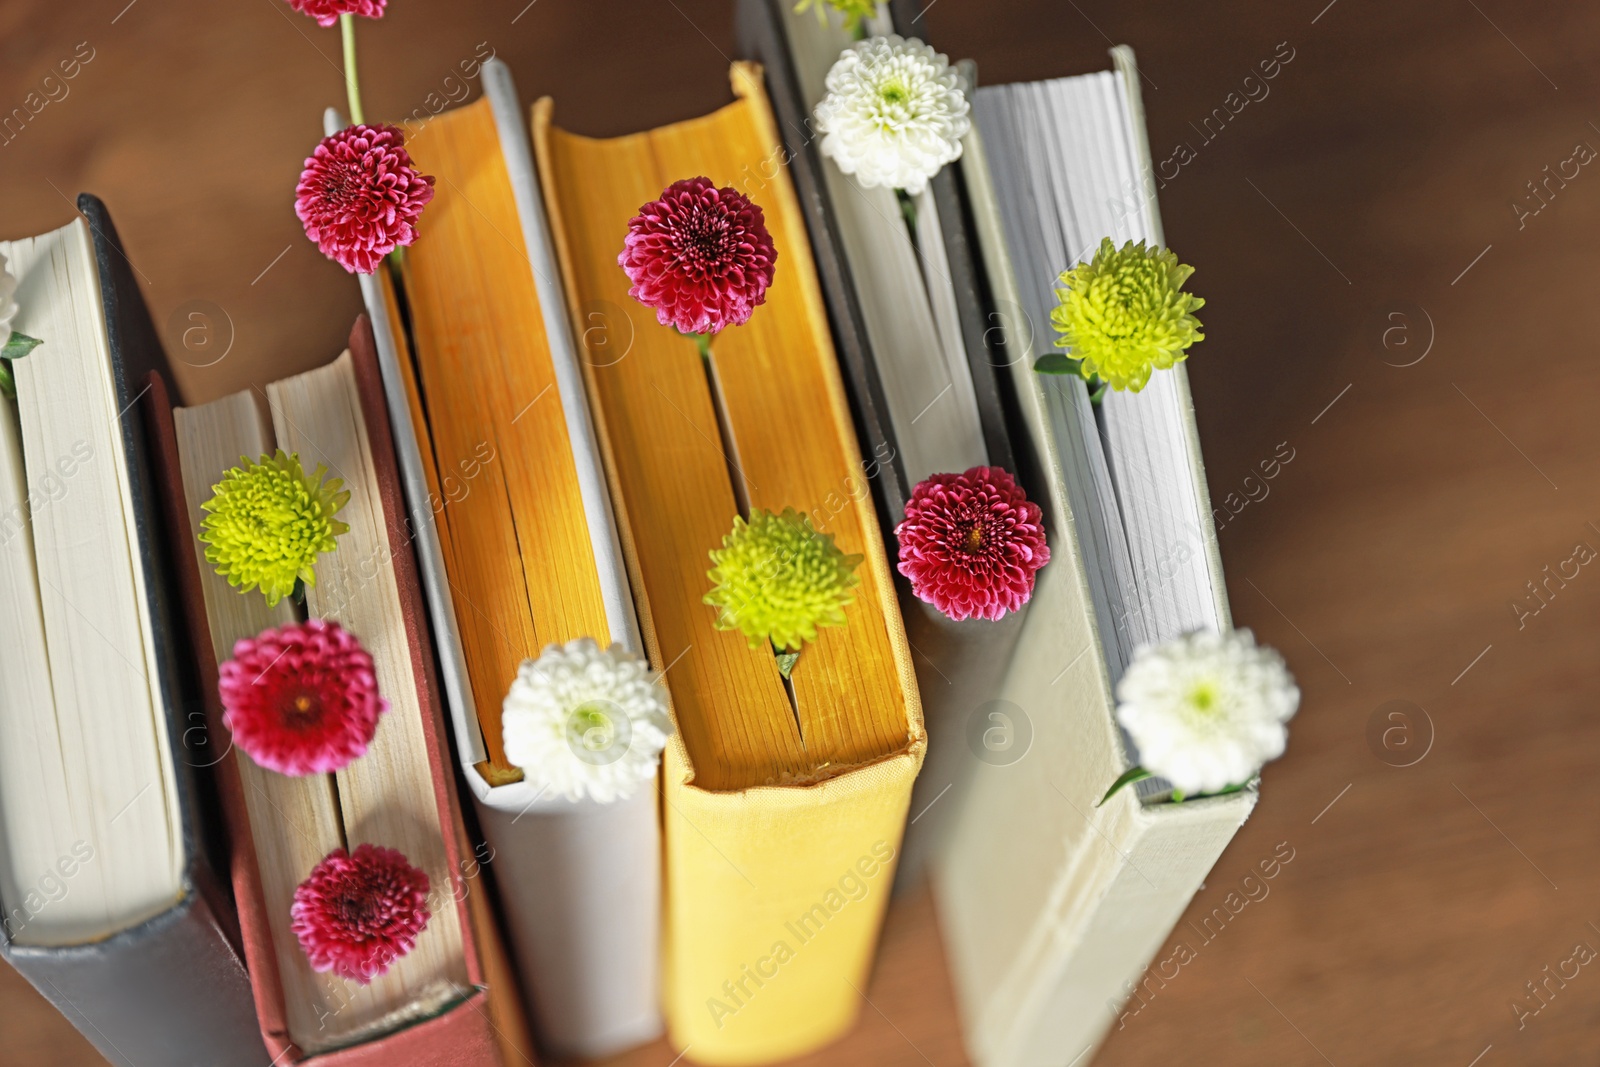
[794,0,879,35]
[704,507,863,652]
[1050,238,1205,393]
[199,450,350,607]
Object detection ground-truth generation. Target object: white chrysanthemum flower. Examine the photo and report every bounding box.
[814,35,970,195]
[1115,629,1299,796]
[0,251,19,336]
[501,638,673,804]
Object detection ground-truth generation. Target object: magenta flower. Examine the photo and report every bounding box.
[291,844,430,983]
[618,176,778,337]
[219,619,388,776]
[896,466,1050,622]
[295,124,434,274]
[284,0,386,27]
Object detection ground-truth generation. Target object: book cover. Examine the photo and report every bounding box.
[532,63,924,1065]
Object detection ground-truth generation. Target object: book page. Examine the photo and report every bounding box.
[268,353,472,1040]
[173,391,353,1049]
[0,222,179,945]
[782,0,987,482]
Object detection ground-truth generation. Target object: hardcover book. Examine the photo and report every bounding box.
[0,199,268,1067]
[932,48,1257,1067]
[532,62,924,1066]
[344,56,664,1059]
[147,317,535,1064]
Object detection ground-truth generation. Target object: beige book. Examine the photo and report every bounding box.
[172,353,474,1053]
[933,47,1256,1067]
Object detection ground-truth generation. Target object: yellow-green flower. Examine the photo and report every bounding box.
[200,450,350,607]
[794,0,878,35]
[704,507,863,652]
[1050,238,1205,393]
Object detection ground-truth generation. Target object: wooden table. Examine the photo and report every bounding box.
[3,1,1597,1064]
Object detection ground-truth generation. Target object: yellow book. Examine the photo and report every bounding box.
[532,63,925,1065]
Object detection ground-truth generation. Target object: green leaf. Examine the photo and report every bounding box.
[1097,766,1154,807]
[1033,353,1081,376]
[775,650,800,680]
[2,331,42,362]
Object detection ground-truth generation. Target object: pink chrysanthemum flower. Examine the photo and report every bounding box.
[291,844,430,983]
[219,619,388,776]
[896,466,1050,622]
[295,124,435,274]
[618,176,778,336]
[284,0,386,28]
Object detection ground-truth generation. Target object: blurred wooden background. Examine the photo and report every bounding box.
[3,0,1600,1064]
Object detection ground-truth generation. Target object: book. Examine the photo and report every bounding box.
[344,56,665,1059]
[531,62,924,1065]
[930,48,1257,1067]
[733,0,1027,890]
[149,317,534,1063]
[0,199,267,1067]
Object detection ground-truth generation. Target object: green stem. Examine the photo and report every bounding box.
[895,188,918,233]
[0,361,13,401]
[678,330,713,360]
[340,13,365,125]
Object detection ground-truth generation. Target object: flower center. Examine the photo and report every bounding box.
[279,687,322,727]
[880,79,910,107]
[320,164,365,213]
[1186,681,1221,717]
[962,523,985,553]
[333,885,380,930]
[565,701,632,765]
[677,212,734,273]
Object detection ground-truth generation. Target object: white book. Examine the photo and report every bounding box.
[933,47,1255,1067]
[341,57,662,1059]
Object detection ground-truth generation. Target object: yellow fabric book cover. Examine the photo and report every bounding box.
[532,63,925,1065]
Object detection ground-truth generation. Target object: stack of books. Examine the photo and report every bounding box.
[0,5,1285,1067]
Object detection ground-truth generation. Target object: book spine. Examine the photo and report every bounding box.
[661,748,921,1065]
[1015,803,1251,1067]
[3,881,268,1067]
[470,783,664,1059]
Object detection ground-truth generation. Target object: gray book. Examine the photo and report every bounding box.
[0,198,267,1067]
